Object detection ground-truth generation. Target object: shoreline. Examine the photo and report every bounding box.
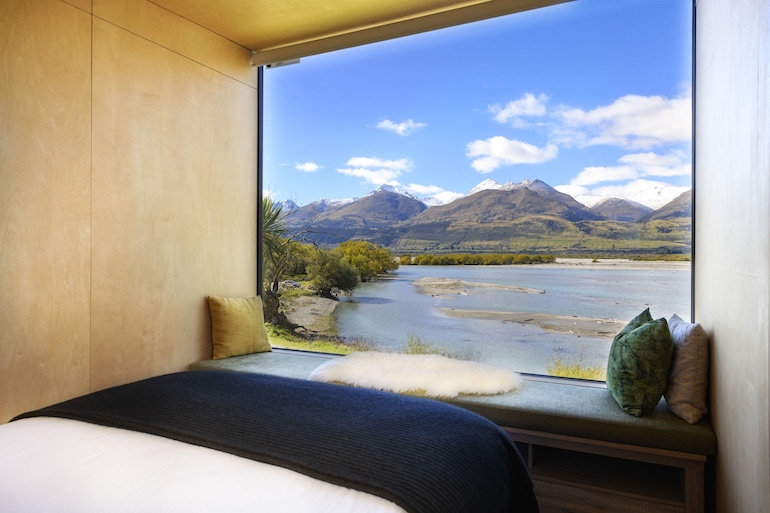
[528,257,690,271]
[281,295,339,336]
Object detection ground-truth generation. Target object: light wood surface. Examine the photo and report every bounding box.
[1,0,257,422]
[0,0,92,422]
[90,16,257,390]
[94,0,257,87]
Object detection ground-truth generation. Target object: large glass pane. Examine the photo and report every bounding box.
[262,0,692,380]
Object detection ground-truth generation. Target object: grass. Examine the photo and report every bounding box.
[265,323,375,355]
[267,326,480,363]
[401,333,480,361]
[547,345,607,381]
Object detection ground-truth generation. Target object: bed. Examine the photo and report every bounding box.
[0,370,538,513]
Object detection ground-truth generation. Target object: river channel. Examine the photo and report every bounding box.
[333,261,691,375]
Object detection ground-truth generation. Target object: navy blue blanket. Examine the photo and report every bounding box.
[14,371,538,513]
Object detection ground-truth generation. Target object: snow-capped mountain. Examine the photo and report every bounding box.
[370,184,422,202]
[571,185,691,210]
[468,178,517,195]
[281,178,691,252]
[282,178,691,218]
[477,179,690,210]
[306,197,356,211]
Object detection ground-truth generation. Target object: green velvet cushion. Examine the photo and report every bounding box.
[207,296,272,360]
[606,308,674,417]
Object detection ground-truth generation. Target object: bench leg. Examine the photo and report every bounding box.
[684,462,705,513]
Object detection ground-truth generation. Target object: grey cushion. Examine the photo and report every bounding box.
[665,314,709,424]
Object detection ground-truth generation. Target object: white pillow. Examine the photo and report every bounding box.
[664,314,709,424]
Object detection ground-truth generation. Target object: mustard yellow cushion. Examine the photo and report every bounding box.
[208,296,271,360]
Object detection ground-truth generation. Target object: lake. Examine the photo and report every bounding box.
[333,261,691,375]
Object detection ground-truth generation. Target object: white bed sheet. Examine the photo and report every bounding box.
[0,417,406,513]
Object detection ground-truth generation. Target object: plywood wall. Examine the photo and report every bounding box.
[0,0,93,422]
[0,0,258,421]
[694,1,770,512]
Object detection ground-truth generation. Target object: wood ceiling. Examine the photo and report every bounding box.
[150,0,571,66]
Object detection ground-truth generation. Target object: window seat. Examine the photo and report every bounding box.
[190,349,715,512]
[189,349,715,455]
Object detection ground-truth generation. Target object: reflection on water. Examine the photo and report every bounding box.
[334,264,691,375]
[344,296,393,305]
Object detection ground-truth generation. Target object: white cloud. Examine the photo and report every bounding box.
[405,184,463,205]
[590,179,691,209]
[553,93,691,149]
[337,167,400,185]
[490,93,548,126]
[556,180,690,210]
[405,183,443,195]
[554,184,589,199]
[376,119,427,136]
[346,157,412,171]
[566,149,691,191]
[466,136,558,173]
[618,150,691,177]
[337,157,413,187]
[296,162,322,172]
[430,190,465,205]
[570,165,638,186]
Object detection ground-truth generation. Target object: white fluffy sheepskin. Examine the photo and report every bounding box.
[308,351,521,398]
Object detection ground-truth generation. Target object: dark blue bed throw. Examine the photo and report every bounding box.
[15,370,538,513]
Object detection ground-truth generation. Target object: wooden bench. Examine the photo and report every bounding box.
[191,349,716,513]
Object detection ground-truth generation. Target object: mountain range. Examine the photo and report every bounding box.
[282,179,692,255]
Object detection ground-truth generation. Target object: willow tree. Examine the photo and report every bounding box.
[337,240,398,282]
[306,248,359,299]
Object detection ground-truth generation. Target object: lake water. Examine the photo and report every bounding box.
[334,263,691,375]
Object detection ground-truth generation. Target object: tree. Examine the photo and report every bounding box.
[306,249,359,299]
[282,241,315,277]
[337,240,398,282]
[262,197,287,293]
[261,197,299,328]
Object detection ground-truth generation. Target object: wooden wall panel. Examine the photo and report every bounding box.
[94,0,257,88]
[0,0,92,422]
[1,0,257,421]
[62,0,92,13]
[89,18,257,391]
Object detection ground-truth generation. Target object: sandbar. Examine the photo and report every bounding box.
[413,277,545,297]
[440,308,624,338]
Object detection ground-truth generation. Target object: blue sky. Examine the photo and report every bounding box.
[263,0,692,209]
